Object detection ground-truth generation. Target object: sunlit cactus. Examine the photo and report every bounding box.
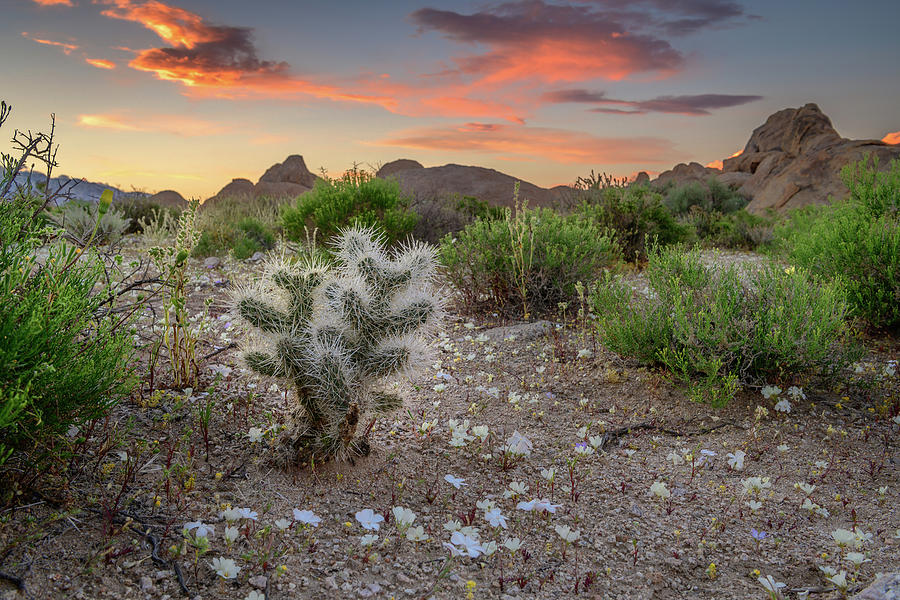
[234,226,443,463]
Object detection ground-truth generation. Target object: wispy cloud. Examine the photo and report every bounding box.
[377,122,676,164]
[77,113,230,136]
[30,0,75,6]
[22,31,78,54]
[542,90,763,115]
[85,58,116,69]
[883,131,900,144]
[96,0,395,107]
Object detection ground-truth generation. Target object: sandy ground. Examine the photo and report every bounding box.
[0,246,897,600]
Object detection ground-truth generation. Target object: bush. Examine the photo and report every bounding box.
[234,226,442,463]
[120,199,181,235]
[578,185,687,262]
[46,200,131,248]
[775,157,900,329]
[591,245,859,406]
[410,194,505,244]
[192,216,277,259]
[0,195,135,464]
[441,205,620,316]
[282,170,418,246]
[664,178,748,216]
[682,207,775,250]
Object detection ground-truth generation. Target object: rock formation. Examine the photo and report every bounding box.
[375,160,564,208]
[207,155,321,203]
[652,103,900,212]
[146,189,187,208]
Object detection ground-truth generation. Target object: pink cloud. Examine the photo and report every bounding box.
[377,122,676,164]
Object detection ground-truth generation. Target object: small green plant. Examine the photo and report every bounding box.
[282,168,418,246]
[441,204,620,316]
[46,200,131,248]
[234,226,443,462]
[150,200,203,387]
[591,245,860,406]
[775,156,900,329]
[138,206,179,245]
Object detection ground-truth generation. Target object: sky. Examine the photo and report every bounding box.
[3,0,899,198]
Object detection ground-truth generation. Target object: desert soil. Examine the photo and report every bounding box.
[0,246,897,600]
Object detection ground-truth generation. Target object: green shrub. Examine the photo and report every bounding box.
[591,245,859,406]
[775,157,900,329]
[120,199,181,235]
[441,206,620,316]
[282,170,418,246]
[664,178,748,216]
[46,200,131,247]
[578,185,687,262]
[191,216,277,259]
[0,195,135,464]
[409,194,505,245]
[682,207,775,250]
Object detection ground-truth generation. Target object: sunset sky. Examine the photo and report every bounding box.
[4,0,899,198]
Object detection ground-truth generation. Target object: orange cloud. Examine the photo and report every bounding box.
[883,131,900,145]
[96,0,396,108]
[78,113,230,136]
[410,4,687,86]
[31,0,74,6]
[85,58,116,70]
[377,122,676,165]
[22,32,78,54]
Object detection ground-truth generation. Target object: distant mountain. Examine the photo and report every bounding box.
[4,171,147,205]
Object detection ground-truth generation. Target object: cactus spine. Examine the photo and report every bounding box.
[235,226,442,462]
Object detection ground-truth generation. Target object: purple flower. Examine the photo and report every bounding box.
[751,528,767,541]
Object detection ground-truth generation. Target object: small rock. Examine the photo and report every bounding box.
[324,576,338,590]
[852,573,900,600]
[247,251,265,262]
[203,257,221,269]
[139,576,153,593]
[249,575,267,590]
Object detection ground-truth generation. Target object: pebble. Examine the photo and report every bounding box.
[203,257,221,269]
[139,576,153,593]
[249,575,267,589]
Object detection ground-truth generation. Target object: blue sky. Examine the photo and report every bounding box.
[3,0,899,197]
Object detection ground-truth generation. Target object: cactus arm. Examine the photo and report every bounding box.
[381,300,435,338]
[244,350,281,377]
[238,297,289,333]
[372,392,403,413]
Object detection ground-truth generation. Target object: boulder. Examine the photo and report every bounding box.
[633,171,651,185]
[208,178,254,202]
[375,161,562,208]
[147,189,187,207]
[376,159,424,179]
[652,162,720,189]
[206,156,322,203]
[653,103,900,212]
[258,154,318,188]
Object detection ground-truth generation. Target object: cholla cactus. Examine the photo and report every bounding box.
[234,226,443,463]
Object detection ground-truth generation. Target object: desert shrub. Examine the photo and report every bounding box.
[282,170,418,246]
[234,226,442,463]
[591,245,859,406]
[0,194,135,465]
[46,200,131,247]
[138,206,179,245]
[120,199,181,234]
[441,205,620,316]
[192,216,277,259]
[577,185,687,262]
[775,157,900,329]
[410,193,505,244]
[682,207,775,250]
[665,178,748,216]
